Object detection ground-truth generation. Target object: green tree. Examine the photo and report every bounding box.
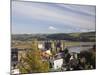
[19,39,49,74]
[80,47,96,69]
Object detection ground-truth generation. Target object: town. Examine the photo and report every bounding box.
[11,1,96,74]
[11,36,96,74]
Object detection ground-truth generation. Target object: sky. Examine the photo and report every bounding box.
[12,0,96,34]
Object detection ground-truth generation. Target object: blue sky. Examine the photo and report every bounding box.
[12,1,96,34]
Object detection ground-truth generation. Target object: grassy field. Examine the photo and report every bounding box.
[64,42,80,47]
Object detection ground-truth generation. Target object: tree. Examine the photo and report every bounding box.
[79,46,96,69]
[63,48,71,65]
[19,39,49,74]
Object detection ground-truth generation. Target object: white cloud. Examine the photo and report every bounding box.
[48,26,57,30]
[12,1,96,33]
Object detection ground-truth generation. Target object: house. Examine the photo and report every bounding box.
[53,58,63,70]
[38,43,44,50]
[41,50,52,59]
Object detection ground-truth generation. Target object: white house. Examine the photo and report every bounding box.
[38,43,44,50]
[53,58,63,70]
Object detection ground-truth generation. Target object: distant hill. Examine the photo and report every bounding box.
[12,31,96,42]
